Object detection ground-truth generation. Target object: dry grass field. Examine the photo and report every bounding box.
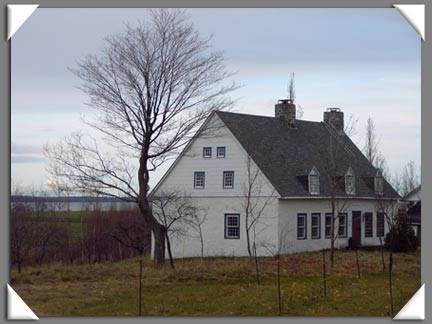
[11,249,420,316]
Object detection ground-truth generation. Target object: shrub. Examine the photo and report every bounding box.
[384,210,418,252]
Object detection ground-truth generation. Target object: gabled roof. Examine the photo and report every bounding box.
[402,185,421,201]
[216,111,399,198]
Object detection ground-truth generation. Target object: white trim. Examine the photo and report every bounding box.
[279,196,395,200]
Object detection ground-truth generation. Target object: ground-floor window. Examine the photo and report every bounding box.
[325,213,332,238]
[377,212,385,237]
[364,212,373,237]
[311,213,321,239]
[297,214,307,239]
[338,213,347,238]
[224,214,240,239]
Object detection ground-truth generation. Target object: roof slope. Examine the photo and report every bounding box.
[216,111,399,198]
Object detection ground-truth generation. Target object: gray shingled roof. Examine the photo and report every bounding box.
[216,111,399,198]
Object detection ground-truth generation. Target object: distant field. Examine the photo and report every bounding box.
[11,250,420,316]
[30,210,96,219]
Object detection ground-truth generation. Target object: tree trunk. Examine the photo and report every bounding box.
[355,249,361,279]
[165,230,175,270]
[137,193,165,266]
[199,228,204,258]
[330,203,336,269]
[254,242,260,285]
[277,255,282,315]
[379,237,386,272]
[246,225,252,259]
[389,240,394,315]
[138,146,166,266]
[322,249,327,296]
[152,223,166,267]
[389,250,394,315]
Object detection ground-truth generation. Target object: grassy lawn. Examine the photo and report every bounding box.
[11,250,420,317]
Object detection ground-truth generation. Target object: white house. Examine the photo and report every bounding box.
[151,99,400,258]
[401,185,421,243]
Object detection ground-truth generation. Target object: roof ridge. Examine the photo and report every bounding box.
[216,110,322,125]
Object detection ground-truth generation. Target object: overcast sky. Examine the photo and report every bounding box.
[11,8,421,193]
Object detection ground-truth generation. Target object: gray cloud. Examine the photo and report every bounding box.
[11,143,41,154]
[11,155,46,164]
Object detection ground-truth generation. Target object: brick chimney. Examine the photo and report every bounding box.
[275,99,296,128]
[323,108,344,133]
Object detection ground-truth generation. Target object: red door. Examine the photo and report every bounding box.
[352,211,361,247]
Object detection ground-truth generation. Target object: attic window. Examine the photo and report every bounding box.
[217,147,226,158]
[308,167,320,195]
[203,147,212,158]
[374,170,384,196]
[345,167,355,195]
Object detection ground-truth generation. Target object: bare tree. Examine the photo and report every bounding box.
[10,203,36,273]
[400,161,420,197]
[321,129,354,269]
[260,227,291,316]
[44,9,237,266]
[362,117,388,174]
[242,155,276,259]
[184,208,208,258]
[375,195,400,315]
[151,191,200,269]
[111,209,151,256]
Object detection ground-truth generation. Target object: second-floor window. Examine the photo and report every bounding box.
[194,172,205,189]
[203,147,212,158]
[217,147,226,158]
[223,171,234,189]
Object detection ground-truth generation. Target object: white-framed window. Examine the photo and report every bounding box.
[374,170,384,195]
[345,167,355,195]
[338,213,347,238]
[223,171,234,189]
[217,146,226,158]
[325,213,333,238]
[311,213,321,239]
[297,214,307,240]
[364,212,373,237]
[194,172,205,189]
[308,166,320,195]
[225,214,240,239]
[203,147,212,158]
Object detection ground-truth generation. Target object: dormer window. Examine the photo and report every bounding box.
[345,167,355,195]
[374,170,384,196]
[308,166,320,195]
